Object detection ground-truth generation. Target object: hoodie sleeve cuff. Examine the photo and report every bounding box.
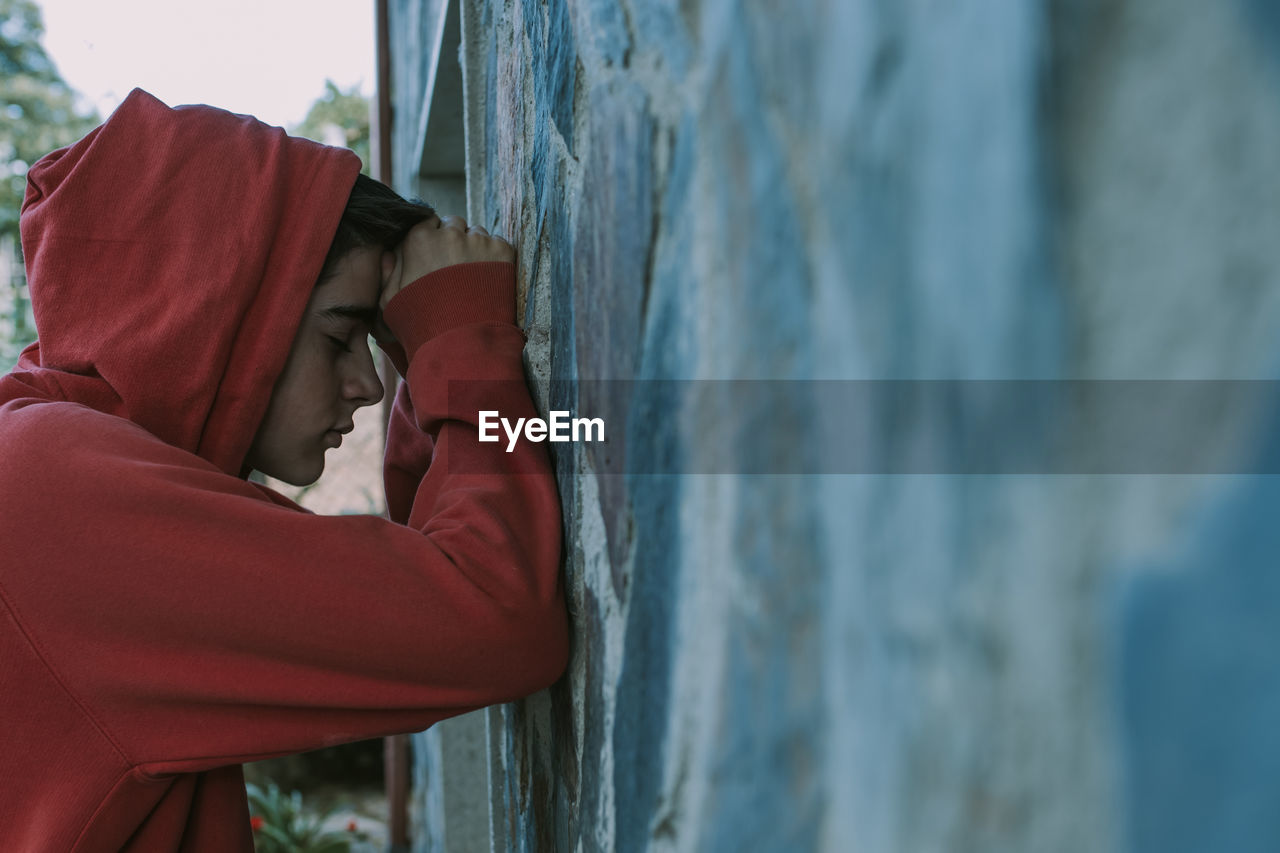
[382,261,517,363]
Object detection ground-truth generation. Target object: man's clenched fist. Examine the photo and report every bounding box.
[378,214,515,313]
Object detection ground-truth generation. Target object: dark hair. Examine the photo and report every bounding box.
[316,173,435,283]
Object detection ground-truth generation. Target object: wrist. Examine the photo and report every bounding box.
[382,262,517,363]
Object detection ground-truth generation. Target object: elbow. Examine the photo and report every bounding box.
[525,593,572,692]
[498,590,571,698]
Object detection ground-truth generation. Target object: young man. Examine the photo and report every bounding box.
[0,89,568,850]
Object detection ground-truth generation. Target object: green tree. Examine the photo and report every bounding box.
[1,0,99,365]
[1,0,99,239]
[291,80,371,174]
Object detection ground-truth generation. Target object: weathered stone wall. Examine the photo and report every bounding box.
[389,0,1280,850]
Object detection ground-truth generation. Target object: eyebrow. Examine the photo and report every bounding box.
[316,304,378,326]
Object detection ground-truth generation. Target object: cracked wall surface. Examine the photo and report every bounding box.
[389,0,1280,850]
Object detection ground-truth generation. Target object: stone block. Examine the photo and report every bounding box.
[574,0,630,68]
[573,81,654,583]
[1119,403,1280,853]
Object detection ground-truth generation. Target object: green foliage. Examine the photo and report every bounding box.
[291,80,371,174]
[245,739,385,792]
[0,0,99,242]
[245,781,365,853]
[1,0,100,366]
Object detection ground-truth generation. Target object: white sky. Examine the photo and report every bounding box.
[37,0,376,130]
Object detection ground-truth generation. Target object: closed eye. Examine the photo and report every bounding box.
[327,335,352,353]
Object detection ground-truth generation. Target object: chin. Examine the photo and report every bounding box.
[269,457,325,488]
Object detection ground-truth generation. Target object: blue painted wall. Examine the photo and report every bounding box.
[389,0,1280,849]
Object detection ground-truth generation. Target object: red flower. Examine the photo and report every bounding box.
[347,819,359,833]
[250,815,265,832]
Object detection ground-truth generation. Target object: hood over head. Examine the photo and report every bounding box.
[14,88,360,476]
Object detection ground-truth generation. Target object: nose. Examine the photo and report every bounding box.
[345,344,385,407]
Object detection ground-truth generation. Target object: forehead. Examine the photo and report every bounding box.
[312,246,382,314]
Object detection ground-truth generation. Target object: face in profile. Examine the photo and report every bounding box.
[245,246,385,486]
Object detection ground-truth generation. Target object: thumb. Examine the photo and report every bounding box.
[381,249,399,286]
[379,248,404,310]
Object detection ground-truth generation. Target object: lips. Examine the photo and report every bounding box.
[324,423,353,449]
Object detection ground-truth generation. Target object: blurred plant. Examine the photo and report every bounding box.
[291,80,371,174]
[244,739,384,792]
[1,0,100,366]
[0,0,99,241]
[245,781,367,853]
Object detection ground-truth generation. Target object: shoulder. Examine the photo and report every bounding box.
[2,399,171,462]
[0,400,233,503]
[2,398,147,439]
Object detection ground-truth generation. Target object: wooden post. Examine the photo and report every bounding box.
[374,1,410,850]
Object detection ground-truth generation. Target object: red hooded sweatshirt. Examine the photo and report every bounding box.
[0,89,568,850]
